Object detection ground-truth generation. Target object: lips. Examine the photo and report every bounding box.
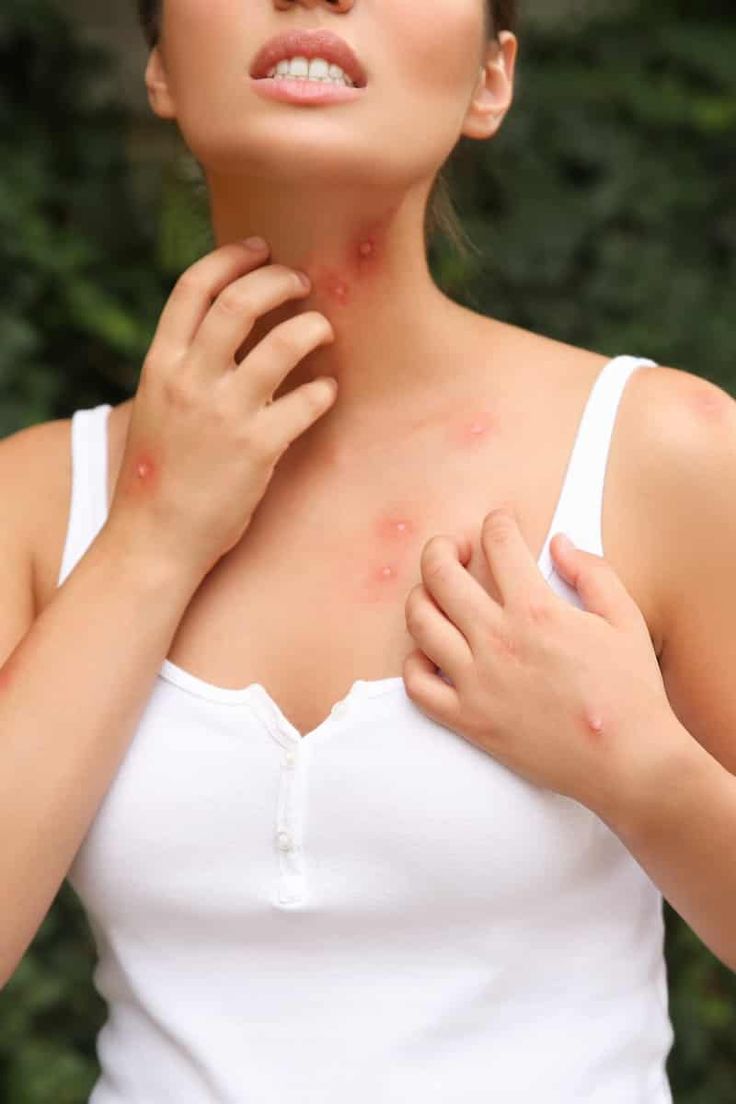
[249,29,368,89]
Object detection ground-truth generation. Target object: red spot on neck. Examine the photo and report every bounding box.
[297,216,390,309]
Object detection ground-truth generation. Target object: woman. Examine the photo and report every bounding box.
[2,0,735,1100]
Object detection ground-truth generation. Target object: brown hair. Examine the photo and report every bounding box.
[135,0,518,260]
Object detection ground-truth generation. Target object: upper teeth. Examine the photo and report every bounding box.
[265,57,356,87]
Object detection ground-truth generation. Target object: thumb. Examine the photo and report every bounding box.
[550,533,640,630]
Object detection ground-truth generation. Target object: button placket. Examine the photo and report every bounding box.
[273,736,308,907]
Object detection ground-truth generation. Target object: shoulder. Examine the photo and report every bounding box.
[621,362,736,650]
[619,364,736,771]
[0,415,73,517]
[0,413,74,540]
[624,363,736,520]
[0,417,74,619]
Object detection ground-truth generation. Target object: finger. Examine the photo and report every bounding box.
[550,535,645,631]
[242,311,334,413]
[405,583,473,681]
[257,372,338,453]
[403,648,461,727]
[190,264,312,381]
[420,534,502,648]
[150,240,271,361]
[480,507,549,609]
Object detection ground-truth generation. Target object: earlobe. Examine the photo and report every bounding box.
[145,48,177,120]
[462,32,518,142]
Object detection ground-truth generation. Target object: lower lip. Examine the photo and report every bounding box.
[249,76,365,105]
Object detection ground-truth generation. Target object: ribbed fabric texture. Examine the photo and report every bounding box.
[59,354,674,1103]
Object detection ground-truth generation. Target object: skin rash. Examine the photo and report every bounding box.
[309,220,388,310]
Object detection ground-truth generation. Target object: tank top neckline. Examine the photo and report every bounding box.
[72,352,657,740]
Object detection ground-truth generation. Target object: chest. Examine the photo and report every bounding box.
[36,364,658,740]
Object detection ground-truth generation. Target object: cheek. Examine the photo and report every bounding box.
[387,0,485,101]
[162,0,255,134]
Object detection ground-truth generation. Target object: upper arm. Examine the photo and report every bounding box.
[642,366,736,774]
[0,424,48,666]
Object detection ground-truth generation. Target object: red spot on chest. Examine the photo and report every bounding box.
[374,514,417,542]
[447,410,498,449]
[352,510,419,604]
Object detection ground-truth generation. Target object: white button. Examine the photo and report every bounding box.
[276,830,294,852]
[283,750,296,767]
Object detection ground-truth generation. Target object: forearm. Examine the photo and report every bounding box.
[0,522,203,986]
[602,715,736,973]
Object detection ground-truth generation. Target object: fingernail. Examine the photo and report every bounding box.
[242,236,267,250]
[556,533,574,552]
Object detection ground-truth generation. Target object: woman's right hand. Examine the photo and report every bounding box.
[106,239,337,579]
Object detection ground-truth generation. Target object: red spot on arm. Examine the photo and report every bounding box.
[687,379,734,427]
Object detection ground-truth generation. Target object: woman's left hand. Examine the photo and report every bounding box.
[403,505,686,821]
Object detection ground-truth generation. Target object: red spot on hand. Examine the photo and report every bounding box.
[123,449,159,496]
[582,706,606,742]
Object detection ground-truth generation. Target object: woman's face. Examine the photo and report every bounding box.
[148,0,498,193]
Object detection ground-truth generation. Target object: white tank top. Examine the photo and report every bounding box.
[58,353,674,1103]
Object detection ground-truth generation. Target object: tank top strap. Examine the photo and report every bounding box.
[540,353,657,583]
[56,404,113,588]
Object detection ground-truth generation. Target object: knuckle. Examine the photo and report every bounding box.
[303,311,333,340]
[405,604,429,636]
[268,324,300,358]
[402,667,423,701]
[484,509,514,543]
[404,591,430,634]
[404,584,422,616]
[162,372,197,410]
[520,594,557,630]
[422,552,450,583]
[421,536,450,579]
[177,268,207,295]
[217,285,251,316]
[489,629,519,659]
[304,380,331,411]
[247,427,278,464]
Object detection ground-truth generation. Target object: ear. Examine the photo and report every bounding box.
[144,46,177,121]
[462,30,518,142]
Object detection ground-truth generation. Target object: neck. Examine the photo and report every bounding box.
[207,172,483,461]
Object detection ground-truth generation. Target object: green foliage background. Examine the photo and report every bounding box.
[0,0,734,1099]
